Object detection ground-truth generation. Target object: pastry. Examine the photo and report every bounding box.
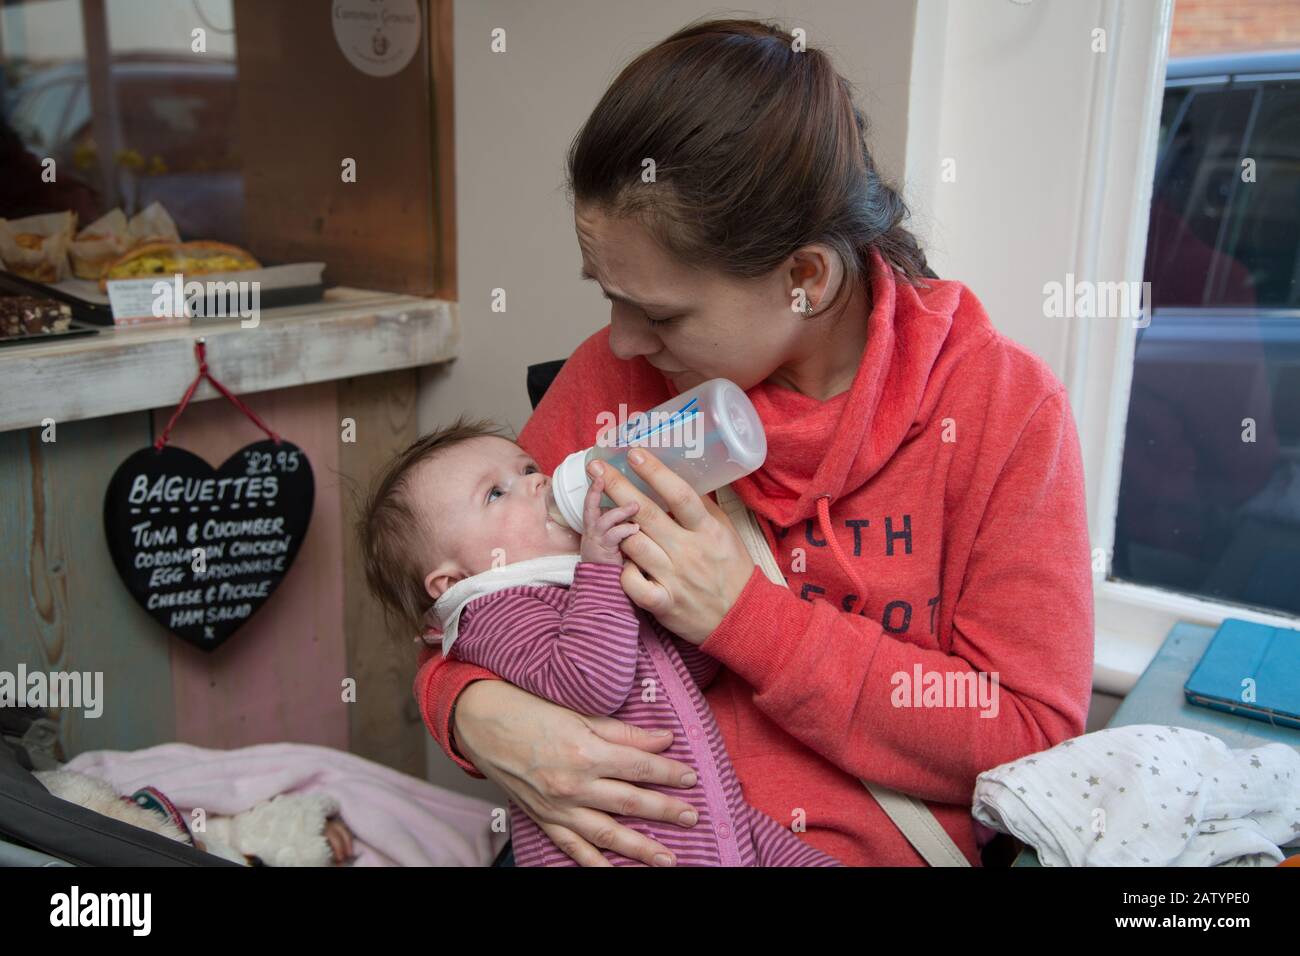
[0,211,76,283]
[100,240,261,288]
[126,201,180,245]
[69,208,130,280]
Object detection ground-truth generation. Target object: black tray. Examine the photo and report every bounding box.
[0,271,111,324]
[0,268,327,326]
[0,318,99,348]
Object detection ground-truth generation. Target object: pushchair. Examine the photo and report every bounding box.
[0,708,236,867]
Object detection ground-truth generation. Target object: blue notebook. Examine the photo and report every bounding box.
[1184,618,1300,730]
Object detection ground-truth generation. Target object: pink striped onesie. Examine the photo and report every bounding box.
[449,560,840,866]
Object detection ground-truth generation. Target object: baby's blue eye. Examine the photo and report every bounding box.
[487,465,537,503]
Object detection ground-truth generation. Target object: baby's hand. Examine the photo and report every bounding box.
[579,474,640,566]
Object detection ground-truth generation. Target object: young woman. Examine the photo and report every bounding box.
[415,17,1093,867]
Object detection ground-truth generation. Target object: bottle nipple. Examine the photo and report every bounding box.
[545,486,568,526]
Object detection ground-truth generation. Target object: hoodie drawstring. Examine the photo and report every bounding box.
[815,494,867,606]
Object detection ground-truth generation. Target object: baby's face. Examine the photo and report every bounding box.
[413,436,581,597]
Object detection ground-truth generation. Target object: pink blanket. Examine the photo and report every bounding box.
[66,742,507,867]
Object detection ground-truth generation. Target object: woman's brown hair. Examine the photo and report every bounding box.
[565,17,931,320]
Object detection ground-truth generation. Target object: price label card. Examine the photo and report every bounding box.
[106,278,189,326]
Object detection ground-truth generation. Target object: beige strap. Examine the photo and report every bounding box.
[714,484,972,867]
[714,484,786,587]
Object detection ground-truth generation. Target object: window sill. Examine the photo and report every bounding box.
[1093,577,1300,695]
[0,288,459,432]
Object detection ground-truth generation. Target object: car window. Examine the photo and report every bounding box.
[11,79,77,150]
[1114,73,1300,619]
[1157,87,1191,156]
[1145,87,1258,307]
[1210,80,1300,308]
[113,72,241,172]
[62,82,90,147]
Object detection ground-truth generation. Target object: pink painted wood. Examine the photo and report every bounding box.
[153,379,349,749]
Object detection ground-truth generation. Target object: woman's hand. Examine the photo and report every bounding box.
[589,452,755,645]
[453,679,702,866]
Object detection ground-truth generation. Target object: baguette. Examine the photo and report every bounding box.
[99,240,261,289]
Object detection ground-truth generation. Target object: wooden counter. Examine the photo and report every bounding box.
[0,288,459,433]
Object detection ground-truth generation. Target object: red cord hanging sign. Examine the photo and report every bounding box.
[102,340,315,651]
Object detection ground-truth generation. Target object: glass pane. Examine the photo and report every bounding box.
[2,0,443,295]
[9,80,76,149]
[0,0,242,241]
[0,1,95,221]
[1157,88,1190,156]
[1211,82,1300,309]
[1144,88,1257,308]
[1114,78,1300,617]
[105,0,242,241]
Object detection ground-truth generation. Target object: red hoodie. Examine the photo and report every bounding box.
[414,247,1094,866]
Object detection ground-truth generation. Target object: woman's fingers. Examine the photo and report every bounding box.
[537,813,682,867]
[517,715,700,866]
[530,776,694,866]
[583,714,700,799]
[451,682,701,866]
[620,557,670,612]
[534,821,615,867]
[624,450,711,530]
[588,458,682,544]
[569,804,680,866]
[619,523,672,585]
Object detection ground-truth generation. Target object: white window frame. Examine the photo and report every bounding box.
[1066,0,1300,694]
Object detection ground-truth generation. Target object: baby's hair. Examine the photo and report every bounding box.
[358,415,513,640]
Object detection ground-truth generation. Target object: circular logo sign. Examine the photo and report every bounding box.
[331,0,422,78]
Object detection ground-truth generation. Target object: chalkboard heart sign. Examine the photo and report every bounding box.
[103,440,314,651]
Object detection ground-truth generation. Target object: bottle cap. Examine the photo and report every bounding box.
[550,449,590,533]
[714,379,767,471]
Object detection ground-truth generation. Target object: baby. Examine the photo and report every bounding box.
[359,416,839,867]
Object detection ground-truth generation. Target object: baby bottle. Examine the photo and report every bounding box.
[545,377,767,533]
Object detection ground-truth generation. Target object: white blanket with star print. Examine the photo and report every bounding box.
[970,724,1300,866]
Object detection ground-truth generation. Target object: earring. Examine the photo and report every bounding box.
[801,298,815,317]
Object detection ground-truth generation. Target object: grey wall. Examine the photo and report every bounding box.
[421,0,918,435]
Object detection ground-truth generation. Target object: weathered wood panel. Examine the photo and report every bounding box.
[233,0,444,296]
[431,0,457,301]
[337,370,425,775]
[157,381,350,750]
[0,413,177,756]
[2,366,448,772]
